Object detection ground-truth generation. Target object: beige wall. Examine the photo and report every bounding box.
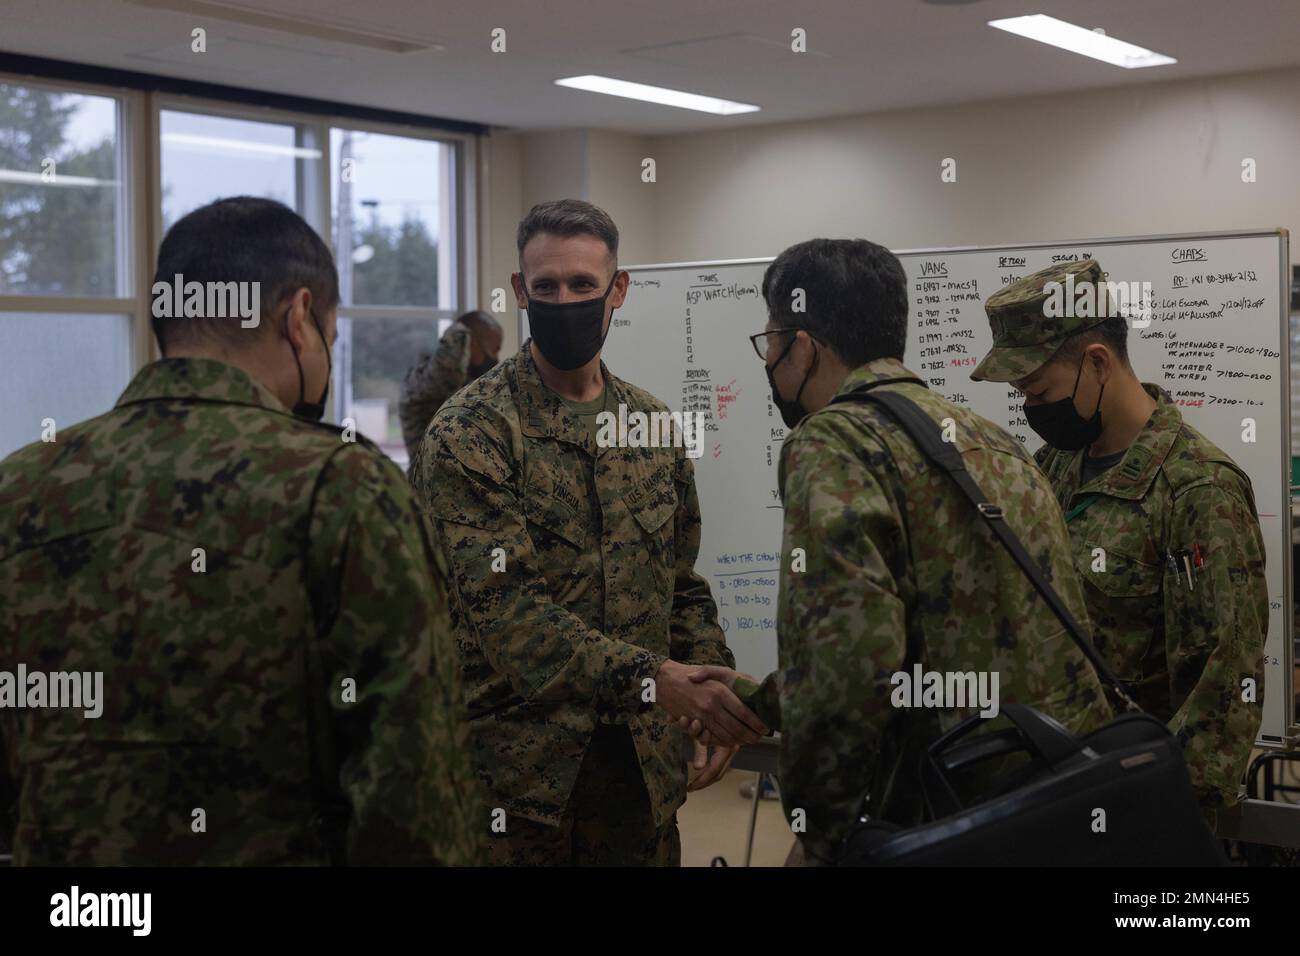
[586,129,658,267]
[478,129,589,355]
[481,65,1300,357]
[481,128,659,356]
[641,66,1300,266]
[477,129,522,353]
[518,129,588,210]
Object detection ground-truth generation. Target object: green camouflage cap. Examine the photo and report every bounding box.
[971,258,1110,383]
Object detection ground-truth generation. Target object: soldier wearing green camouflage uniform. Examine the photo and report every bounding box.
[0,198,482,865]
[410,199,763,866]
[398,311,503,465]
[716,238,1115,865]
[971,259,1266,827]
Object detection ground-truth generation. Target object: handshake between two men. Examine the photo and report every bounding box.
[654,660,768,793]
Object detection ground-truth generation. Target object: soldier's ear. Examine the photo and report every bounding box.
[797,329,819,371]
[322,307,338,347]
[281,290,311,350]
[1088,343,1112,383]
[609,269,630,309]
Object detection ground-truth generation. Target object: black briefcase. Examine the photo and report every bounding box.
[840,705,1225,865]
[828,385,1226,867]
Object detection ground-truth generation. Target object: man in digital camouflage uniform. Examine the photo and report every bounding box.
[0,197,482,865]
[971,258,1266,828]
[690,238,1114,865]
[399,310,503,465]
[410,199,766,866]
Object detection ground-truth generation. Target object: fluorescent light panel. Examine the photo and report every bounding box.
[0,170,118,187]
[988,15,1177,69]
[161,133,323,159]
[555,75,759,115]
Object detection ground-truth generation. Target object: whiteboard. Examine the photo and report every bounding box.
[530,230,1295,746]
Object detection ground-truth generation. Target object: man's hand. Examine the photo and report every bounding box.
[676,666,761,745]
[687,738,740,791]
[689,665,749,690]
[654,660,767,747]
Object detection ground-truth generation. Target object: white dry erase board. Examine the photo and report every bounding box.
[526,230,1296,747]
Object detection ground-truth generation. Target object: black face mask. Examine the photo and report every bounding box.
[525,275,617,371]
[765,334,816,430]
[1024,356,1104,451]
[467,357,497,381]
[289,307,331,422]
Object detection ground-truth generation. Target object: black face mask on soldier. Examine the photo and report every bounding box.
[467,357,497,380]
[525,274,618,371]
[289,307,331,422]
[1024,355,1104,451]
[766,333,817,430]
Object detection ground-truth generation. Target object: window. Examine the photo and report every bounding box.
[330,127,460,467]
[0,80,137,460]
[159,109,322,230]
[0,312,133,459]
[0,83,125,297]
[0,70,475,470]
[330,128,453,309]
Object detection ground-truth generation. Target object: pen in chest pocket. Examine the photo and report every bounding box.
[1166,548,1193,592]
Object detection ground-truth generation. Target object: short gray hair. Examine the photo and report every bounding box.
[516,199,619,265]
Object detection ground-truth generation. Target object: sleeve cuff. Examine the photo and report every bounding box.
[734,674,781,733]
[594,644,667,715]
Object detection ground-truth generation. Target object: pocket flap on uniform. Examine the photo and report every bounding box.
[523,494,587,548]
[426,488,504,532]
[420,441,510,532]
[625,472,676,537]
[1083,546,1163,598]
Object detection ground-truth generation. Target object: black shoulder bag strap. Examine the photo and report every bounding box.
[827,385,1140,714]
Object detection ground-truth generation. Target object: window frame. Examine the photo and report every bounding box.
[0,69,479,432]
[0,72,150,369]
[151,93,478,424]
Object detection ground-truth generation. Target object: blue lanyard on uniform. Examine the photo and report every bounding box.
[1064,494,1101,524]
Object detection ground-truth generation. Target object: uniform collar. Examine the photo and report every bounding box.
[1077,383,1181,499]
[513,340,626,457]
[115,357,291,413]
[833,357,925,398]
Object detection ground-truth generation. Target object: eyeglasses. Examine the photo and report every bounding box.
[749,328,799,362]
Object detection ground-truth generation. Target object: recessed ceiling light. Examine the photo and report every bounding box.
[554,75,759,115]
[988,14,1176,69]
